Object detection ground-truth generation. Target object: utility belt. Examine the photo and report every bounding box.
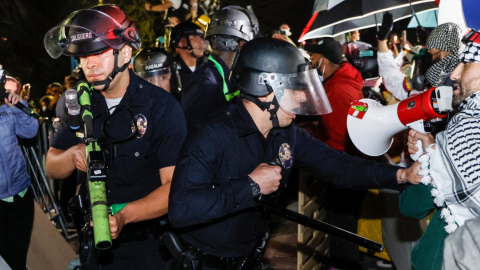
[200,253,246,270]
[160,231,270,270]
[118,218,163,243]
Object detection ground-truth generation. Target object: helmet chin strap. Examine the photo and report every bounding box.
[177,35,201,58]
[240,82,281,128]
[177,46,199,58]
[91,49,129,91]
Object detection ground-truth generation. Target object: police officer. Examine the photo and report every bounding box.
[134,47,174,93]
[168,38,422,269]
[44,5,187,269]
[169,21,207,98]
[180,5,259,128]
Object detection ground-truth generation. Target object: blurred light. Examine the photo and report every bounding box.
[1,37,7,41]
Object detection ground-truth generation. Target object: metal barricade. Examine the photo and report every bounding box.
[20,118,76,240]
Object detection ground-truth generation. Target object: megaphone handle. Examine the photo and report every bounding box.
[410,140,424,161]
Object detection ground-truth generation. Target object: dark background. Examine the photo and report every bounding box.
[0,0,416,102]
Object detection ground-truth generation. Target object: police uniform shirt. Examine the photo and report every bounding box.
[51,69,187,205]
[173,54,194,89]
[168,100,401,258]
[180,53,234,128]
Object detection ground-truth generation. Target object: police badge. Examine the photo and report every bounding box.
[133,114,147,138]
[278,143,292,169]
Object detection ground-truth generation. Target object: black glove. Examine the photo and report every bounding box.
[377,12,394,40]
[416,25,430,45]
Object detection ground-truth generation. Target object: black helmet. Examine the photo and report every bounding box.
[206,6,258,51]
[44,5,141,58]
[231,37,331,116]
[169,21,205,49]
[134,48,172,78]
[350,51,379,79]
[345,42,379,79]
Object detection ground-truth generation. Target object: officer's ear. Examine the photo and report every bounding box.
[121,45,133,65]
[237,40,247,50]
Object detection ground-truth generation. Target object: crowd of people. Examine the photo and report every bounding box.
[1,2,480,270]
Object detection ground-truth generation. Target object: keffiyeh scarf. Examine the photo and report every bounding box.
[420,93,480,233]
[425,23,464,86]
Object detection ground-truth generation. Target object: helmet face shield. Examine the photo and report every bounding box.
[44,8,141,58]
[259,69,332,115]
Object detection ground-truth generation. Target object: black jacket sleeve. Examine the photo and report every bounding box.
[293,126,402,190]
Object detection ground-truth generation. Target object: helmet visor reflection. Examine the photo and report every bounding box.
[258,69,332,115]
[44,9,129,58]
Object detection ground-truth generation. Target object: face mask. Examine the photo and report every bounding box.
[317,58,326,82]
[425,52,460,87]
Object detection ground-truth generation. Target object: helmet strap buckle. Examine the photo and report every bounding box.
[240,87,281,128]
[91,49,128,90]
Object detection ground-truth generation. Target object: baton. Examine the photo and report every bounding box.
[255,199,384,253]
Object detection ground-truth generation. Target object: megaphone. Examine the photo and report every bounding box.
[347,86,453,157]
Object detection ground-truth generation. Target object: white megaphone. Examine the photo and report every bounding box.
[347,86,453,157]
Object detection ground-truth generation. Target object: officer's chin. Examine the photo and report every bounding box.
[92,84,106,91]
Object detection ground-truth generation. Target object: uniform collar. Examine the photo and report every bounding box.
[209,53,230,73]
[91,69,144,117]
[233,99,289,139]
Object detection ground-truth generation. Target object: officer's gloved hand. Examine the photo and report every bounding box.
[377,12,394,40]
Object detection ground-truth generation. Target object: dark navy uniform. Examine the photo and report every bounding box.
[52,70,187,269]
[168,100,401,259]
[180,53,235,128]
[172,54,208,101]
[173,55,194,90]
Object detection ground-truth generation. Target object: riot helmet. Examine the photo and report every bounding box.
[134,48,172,91]
[193,15,211,32]
[44,5,141,90]
[342,41,379,79]
[134,48,172,78]
[44,5,141,58]
[231,37,331,127]
[350,48,379,79]
[206,6,259,51]
[170,21,205,50]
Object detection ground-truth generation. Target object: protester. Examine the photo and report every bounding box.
[377,13,464,101]
[0,82,38,270]
[402,31,480,270]
[443,216,480,270]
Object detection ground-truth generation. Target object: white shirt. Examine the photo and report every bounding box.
[105,97,122,113]
[168,0,182,10]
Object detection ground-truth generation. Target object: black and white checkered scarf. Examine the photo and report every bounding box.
[459,41,480,64]
[425,23,464,86]
[420,41,480,233]
[429,92,480,232]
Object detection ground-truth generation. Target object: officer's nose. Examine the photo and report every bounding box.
[82,54,99,69]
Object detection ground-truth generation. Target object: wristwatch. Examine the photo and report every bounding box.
[248,177,261,197]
